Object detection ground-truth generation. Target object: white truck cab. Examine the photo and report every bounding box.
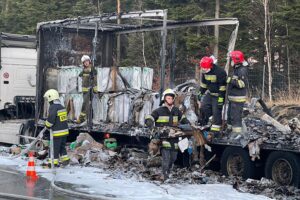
[0,33,36,119]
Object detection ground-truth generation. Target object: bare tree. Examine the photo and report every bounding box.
[263,0,272,102]
[213,0,220,58]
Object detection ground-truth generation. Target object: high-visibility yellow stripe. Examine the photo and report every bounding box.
[60,155,70,161]
[162,141,178,149]
[218,97,224,103]
[211,125,221,132]
[205,75,217,82]
[156,116,169,123]
[82,88,89,92]
[53,131,69,137]
[200,82,207,88]
[48,159,59,165]
[57,111,67,116]
[162,141,171,148]
[237,80,245,88]
[83,74,90,77]
[228,96,247,102]
[219,85,226,91]
[45,120,53,128]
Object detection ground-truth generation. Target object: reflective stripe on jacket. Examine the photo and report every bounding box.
[227,64,248,102]
[45,102,69,137]
[200,65,227,99]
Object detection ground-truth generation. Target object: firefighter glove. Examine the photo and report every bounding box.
[145,119,154,129]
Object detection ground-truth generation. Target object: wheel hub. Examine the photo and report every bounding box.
[227,154,244,176]
[272,159,293,185]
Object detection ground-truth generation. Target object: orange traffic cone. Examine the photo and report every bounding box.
[26,151,38,179]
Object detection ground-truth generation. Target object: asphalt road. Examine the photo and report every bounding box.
[0,165,81,200]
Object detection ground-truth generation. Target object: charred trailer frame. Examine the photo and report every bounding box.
[35,11,239,145]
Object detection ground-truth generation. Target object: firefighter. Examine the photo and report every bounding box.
[77,55,97,124]
[145,89,190,180]
[44,89,70,166]
[198,56,227,141]
[227,50,249,138]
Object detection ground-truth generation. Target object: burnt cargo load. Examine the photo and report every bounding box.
[34,10,300,188]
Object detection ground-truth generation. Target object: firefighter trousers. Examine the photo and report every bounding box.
[53,136,68,159]
[200,93,222,132]
[161,148,178,178]
[227,101,244,133]
[79,92,90,122]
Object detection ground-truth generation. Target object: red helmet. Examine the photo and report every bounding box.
[199,56,213,69]
[230,50,245,64]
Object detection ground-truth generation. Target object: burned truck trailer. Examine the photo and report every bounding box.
[33,10,300,188]
[35,10,239,136]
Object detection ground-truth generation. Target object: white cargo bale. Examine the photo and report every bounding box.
[57,66,82,94]
[119,67,153,90]
[92,94,109,122]
[142,67,154,90]
[108,93,131,123]
[97,67,126,92]
[97,67,111,92]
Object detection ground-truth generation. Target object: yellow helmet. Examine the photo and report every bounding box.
[161,88,176,101]
[43,89,59,102]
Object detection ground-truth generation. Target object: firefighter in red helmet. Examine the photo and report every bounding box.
[227,50,249,138]
[198,56,227,141]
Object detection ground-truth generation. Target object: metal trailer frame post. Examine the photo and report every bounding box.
[88,22,99,132]
[170,31,177,88]
[160,9,168,98]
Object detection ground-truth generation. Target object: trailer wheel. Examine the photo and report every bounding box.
[265,151,300,187]
[221,146,256,179]
[19,120,35,145]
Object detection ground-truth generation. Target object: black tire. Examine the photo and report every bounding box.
[221,146,256,179]
[265,151,300,188]
[19,120,35,145]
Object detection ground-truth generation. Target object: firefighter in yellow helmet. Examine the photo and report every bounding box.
[145,89,190,180]
[44,89,70,167]
[77,55,97,124]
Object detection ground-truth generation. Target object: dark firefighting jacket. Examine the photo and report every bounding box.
[199,65,227,99]
[79,66,97,93]
[145,105,189,149]
[227,64,248,102]
[45,102,69,137]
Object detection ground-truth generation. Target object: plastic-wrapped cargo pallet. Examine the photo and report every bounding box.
[119,67,153,90]
[97,67,126,92]
[56,66,83,120]
[51,66,155,125]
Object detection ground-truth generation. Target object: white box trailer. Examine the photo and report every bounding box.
[0,33,36,120]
